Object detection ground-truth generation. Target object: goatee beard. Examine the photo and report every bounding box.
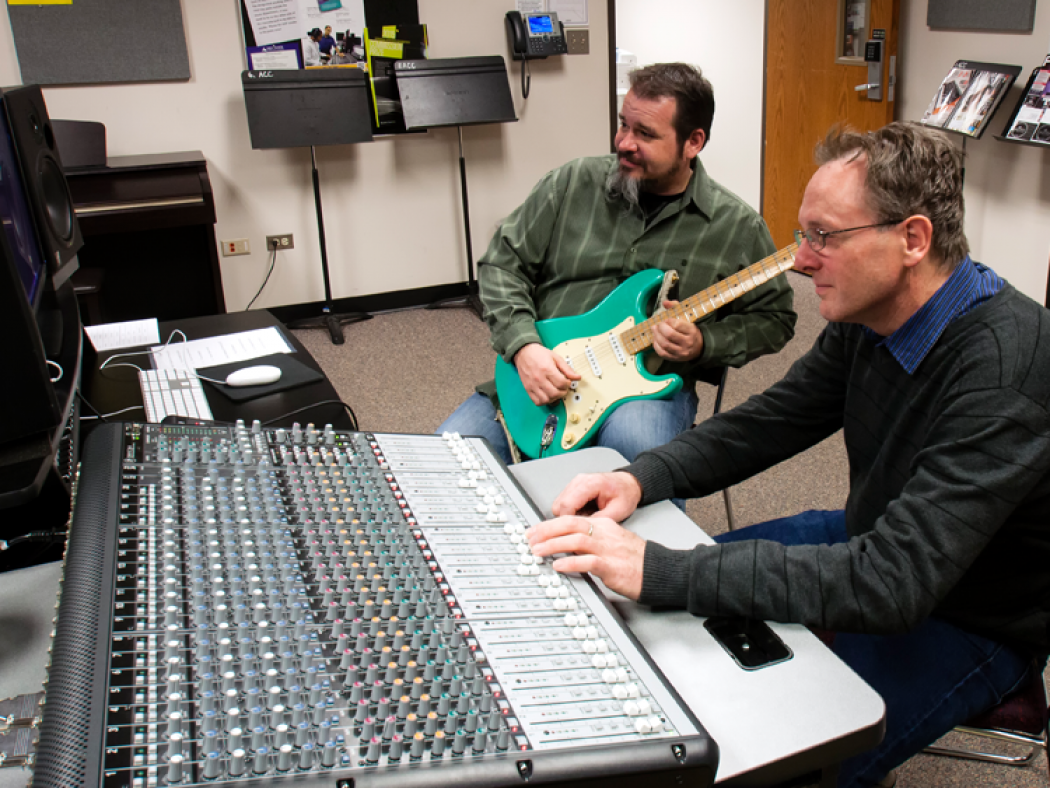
[605,164,642,211]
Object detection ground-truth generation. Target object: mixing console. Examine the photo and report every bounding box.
[34,422,717,788]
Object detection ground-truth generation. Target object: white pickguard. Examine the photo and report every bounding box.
[551,317,676,450]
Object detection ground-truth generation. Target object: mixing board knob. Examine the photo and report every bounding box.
[431,730,447,756]
[167,754,184,783]
[299,742,316,769]
[203,750,222,779]
[166,711,183,737]
[410,731,426,758]
[322,739,339,767]
[229,749,249,778]
[253,746,271,775]
[277,743,294,771]
[167,731,184,758]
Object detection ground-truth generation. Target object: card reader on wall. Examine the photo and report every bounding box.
[855,40,884,101]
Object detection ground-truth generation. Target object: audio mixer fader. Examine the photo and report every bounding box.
[32,422,717,788]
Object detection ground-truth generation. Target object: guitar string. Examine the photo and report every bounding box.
[560,259,792,371]
[557,247,797,373]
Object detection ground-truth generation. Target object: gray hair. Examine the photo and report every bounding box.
[815,122,969,269]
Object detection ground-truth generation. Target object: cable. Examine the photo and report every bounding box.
[99,330,188,375]
[262,399,358,431]
[80,405,145,421]
[0,532,64,551]
[521,57,531,99]
[246,246,278,311]
[46,359,63,383]
[77,390,108,423]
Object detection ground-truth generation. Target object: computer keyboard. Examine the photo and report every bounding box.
[138,368,214,423]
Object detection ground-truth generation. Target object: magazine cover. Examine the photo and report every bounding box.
[920,66,972,127]
[946,71,1010,135]
[1004,68,1050,143]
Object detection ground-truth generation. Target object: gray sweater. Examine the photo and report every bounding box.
[627,285,1050,652]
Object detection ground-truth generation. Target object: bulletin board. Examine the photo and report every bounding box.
[6,0,190,86]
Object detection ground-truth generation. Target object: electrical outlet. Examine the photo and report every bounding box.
[222,238,250,256]
[565,28,589,55]
[266,234,294,250]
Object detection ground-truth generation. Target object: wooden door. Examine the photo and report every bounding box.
[763,0,900,248]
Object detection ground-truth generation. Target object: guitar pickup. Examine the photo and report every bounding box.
[607,333,626,365]
[564,356,579,390]
[584,346,602,377]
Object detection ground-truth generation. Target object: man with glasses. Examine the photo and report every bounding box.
[528,122,1050,787]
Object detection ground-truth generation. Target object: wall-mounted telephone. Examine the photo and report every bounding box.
[505,11,567,60]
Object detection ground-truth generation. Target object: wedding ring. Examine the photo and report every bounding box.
[587,522,594,538]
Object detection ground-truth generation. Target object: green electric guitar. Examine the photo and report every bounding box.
[494,242,798,458]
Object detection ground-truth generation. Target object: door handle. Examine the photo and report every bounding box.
[854,83,879,91]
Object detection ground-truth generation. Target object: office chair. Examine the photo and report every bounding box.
[924,658,1048,776]
[697,365,736,530]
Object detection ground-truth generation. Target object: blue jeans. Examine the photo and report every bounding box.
[437,389,700,466]
[715,510,1035,788]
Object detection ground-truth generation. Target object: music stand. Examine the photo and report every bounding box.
[395,56,517,320]
[241,68,374,345]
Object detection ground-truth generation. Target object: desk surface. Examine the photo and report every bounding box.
[511,449,886,786]
[82,309,353,432]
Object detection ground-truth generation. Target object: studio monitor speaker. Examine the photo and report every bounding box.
[1,85,83,288]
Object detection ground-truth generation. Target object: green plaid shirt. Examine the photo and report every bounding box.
[476,155,796,397]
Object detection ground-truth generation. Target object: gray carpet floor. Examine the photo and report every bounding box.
[292,271,1048,787]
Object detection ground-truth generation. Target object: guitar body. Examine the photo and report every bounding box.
[494,269,682,459]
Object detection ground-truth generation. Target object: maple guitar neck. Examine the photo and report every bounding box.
[621,242,799,356]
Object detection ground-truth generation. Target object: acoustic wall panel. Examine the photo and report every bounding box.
[927,0,1037,32]
[7,0,190,86]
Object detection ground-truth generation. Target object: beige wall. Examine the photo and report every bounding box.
[0,1,610,311]
[898,0,1050,301]
[615,1,766,211]
[5,1,1049,306]
[615,0,1050,302]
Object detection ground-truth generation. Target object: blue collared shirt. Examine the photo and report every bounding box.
[866,256,1004,374]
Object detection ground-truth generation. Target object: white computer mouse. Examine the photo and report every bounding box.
[225,365,282,387]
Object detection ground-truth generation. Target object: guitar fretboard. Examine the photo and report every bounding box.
[621,242,798,356]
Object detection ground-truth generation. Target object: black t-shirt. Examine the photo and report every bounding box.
[639,189,684,228]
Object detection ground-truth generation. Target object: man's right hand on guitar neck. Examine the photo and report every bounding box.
[513,343,582,406]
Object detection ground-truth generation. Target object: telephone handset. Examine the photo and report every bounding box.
[505,10,567,60]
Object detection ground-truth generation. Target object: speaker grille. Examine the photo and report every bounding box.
[32,425,121,788]
[40,156,75,242]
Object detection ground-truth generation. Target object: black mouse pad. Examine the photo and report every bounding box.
[198,353,324,402]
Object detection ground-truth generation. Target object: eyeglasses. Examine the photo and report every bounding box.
[794,220,904,252]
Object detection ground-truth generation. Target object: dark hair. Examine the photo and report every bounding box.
[628,63,715,146]
[308,28,322,38]
[815,122,969,269]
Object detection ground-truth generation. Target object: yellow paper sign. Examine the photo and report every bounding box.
[8,0,72,4]
[368,38,404,59]
[382,25,398,38]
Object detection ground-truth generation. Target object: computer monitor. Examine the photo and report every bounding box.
[0,102,47,309]
[241,68,374,149]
